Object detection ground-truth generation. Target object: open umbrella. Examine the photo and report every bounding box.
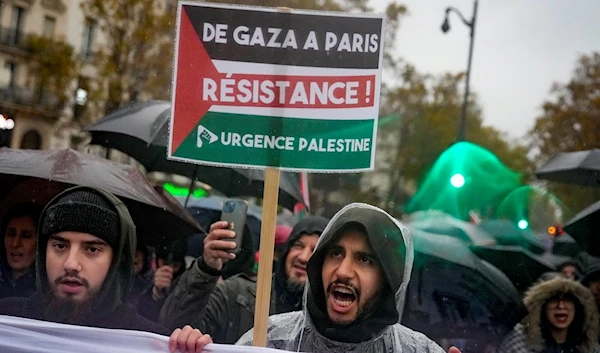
[175,195,262,252]
[478,219,547,254]
[403,230,523,343]
[470,245,557,291]
[552,232,583,257]
[86,100,305,211]
[564,199,600,256]
[535,149,600,186]
[0,148,203,246]
[409,212,496,247]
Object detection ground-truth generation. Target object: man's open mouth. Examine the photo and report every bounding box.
[331,285,357,307]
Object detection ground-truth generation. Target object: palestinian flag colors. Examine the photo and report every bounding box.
[168,2,384,172]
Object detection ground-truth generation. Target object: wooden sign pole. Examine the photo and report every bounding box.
[252,167,280,346]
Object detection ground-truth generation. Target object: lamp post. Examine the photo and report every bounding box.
[441,0,478,142]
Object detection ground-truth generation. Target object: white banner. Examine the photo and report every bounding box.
[0,315,288,353]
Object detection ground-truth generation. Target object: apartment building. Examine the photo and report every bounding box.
[0,0,73,149]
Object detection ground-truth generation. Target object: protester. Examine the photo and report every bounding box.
[134,238,187,323]
[169,203,463,353]
[558,260,580,281]
[581,258,600,311]
[0,186,168,335]
[498,276,600,352]
[159,215,329,344]
[0,202,43,299]
[127,238,152,305]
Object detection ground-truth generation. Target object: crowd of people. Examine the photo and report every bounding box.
[0,185,599,352]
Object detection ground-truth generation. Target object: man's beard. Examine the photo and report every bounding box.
[43,271,96,325]
[43,295,96,325]
[326,279,382,326]
[286,278,306,294]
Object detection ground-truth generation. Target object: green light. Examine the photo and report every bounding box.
[450,173,465,188]
[518,219,528,230]
[163,183,207,198]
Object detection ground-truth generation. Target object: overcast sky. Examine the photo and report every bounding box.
[370,0,600,140]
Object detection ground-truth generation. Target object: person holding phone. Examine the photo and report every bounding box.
[159,206,330,344]
[132,238,187,323]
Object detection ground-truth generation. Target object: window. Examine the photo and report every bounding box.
[0,61,17,88]
[43,16,56,38]
[8,6,25,45]
[81,19,96,59]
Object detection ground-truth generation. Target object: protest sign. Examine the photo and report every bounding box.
[168,2,384,172]
[169,2,385,346]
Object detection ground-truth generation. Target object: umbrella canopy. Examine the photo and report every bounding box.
[564,199,600,256]
[176,195,262,253]
[403,230,522,342]
[0,148,203,246]
[408,212,496,247]
[471,245,557,291]
[479,219,547,254]
[552,232,583,257]
[86,100,305,211]
[535,149,600,186]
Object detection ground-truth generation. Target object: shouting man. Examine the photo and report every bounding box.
[170,203,462,353]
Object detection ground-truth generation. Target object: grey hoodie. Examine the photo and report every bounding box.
[236,203,445,352]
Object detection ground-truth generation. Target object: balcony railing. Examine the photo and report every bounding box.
[0,85,62,111]
[0,27,27,50]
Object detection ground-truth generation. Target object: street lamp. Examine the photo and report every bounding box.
[441,0,479,142]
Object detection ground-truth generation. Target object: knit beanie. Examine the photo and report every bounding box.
[41,189,120,248]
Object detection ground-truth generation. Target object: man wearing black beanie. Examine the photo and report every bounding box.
[0,186,168,335]
[159,215,330,344]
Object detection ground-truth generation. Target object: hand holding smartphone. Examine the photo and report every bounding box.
[220,199,248,254]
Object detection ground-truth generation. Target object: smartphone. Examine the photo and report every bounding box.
[220,199,248,254]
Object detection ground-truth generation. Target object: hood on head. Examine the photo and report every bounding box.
[522,277,599,352]
[275,216,329,280]
[37,186,136,313]
[304,203,413,342]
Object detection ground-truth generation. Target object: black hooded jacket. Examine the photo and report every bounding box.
[159,215,329,344]
[0,186,169,335]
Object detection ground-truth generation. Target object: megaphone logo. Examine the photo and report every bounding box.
[197,125,218,148]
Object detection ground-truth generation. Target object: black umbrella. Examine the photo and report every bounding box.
[86,100,305,211]
[176,195,262,252]
[408,212,496,247]
[403,230,523,342]
[564,200,600,256]
[535,149,600,186]
[0,148,203,246]
[471,245,558,291]
[478,219,547,254]
[552,232,583,257]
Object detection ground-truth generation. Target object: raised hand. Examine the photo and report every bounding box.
[203,221,237,271]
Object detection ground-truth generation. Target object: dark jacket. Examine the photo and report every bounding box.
[159,216,329,344]
[0,264,36,299]
[0,186,168,336]
[498,277,600,353]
